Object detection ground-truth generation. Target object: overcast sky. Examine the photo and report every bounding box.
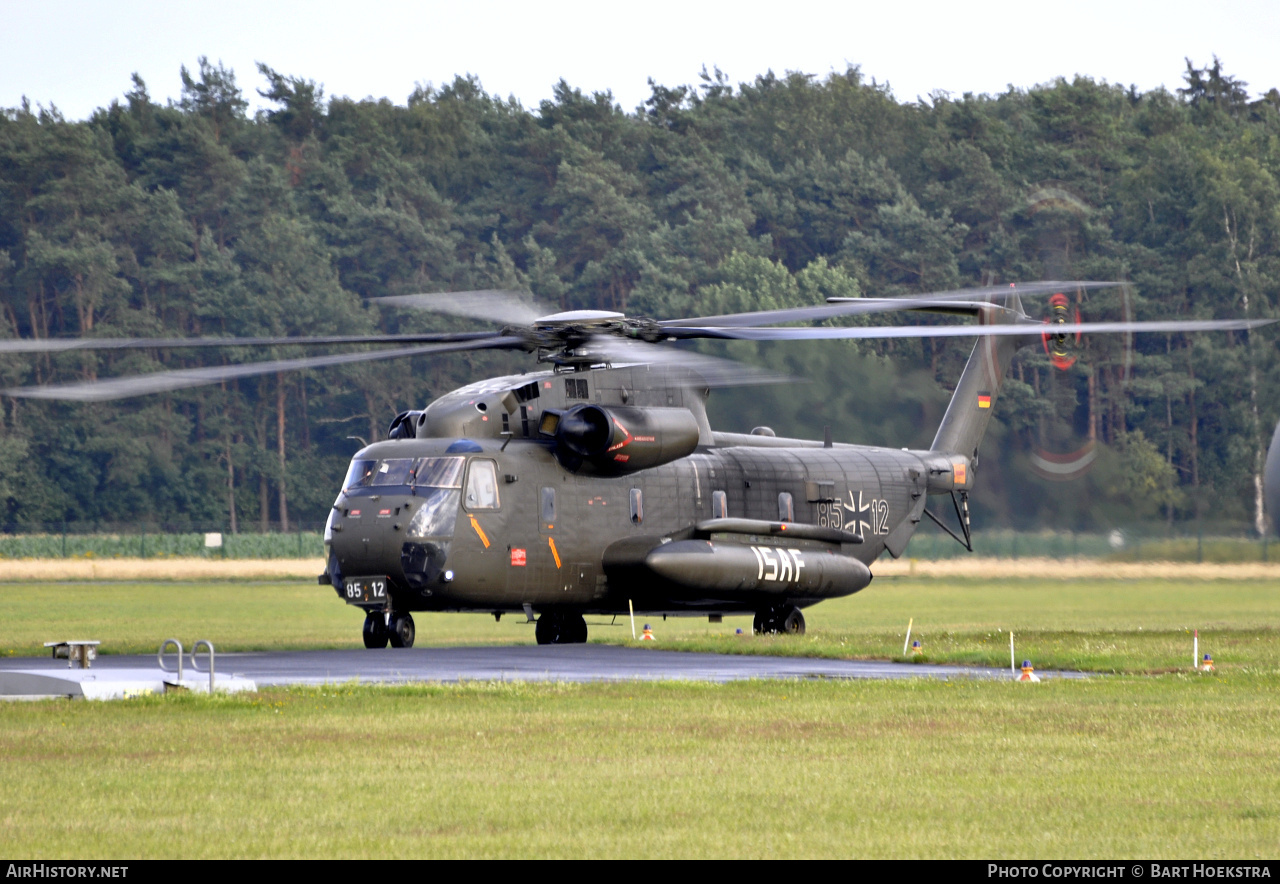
[3,0,1278,119]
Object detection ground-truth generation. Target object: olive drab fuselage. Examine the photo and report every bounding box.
[324,363,971,617]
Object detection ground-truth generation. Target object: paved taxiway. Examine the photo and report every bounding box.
[0,645,1087,689]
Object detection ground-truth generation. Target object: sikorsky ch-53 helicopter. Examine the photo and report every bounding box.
[3,284,1268,647]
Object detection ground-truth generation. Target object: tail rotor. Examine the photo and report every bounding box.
[1041,292,1082,371]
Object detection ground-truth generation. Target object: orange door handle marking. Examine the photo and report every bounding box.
[547,536,562,569]
[469,514,490,549]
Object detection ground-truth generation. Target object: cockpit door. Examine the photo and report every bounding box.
[457,458,508,594]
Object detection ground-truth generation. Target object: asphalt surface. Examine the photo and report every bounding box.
[0,645,1087,686]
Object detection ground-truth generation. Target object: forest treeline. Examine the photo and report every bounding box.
[1,58,1278,534]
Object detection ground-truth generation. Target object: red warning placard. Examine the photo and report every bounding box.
[510,548,527,566]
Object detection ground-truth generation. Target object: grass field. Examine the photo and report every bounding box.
[0,678,1276,858]
[1,571,1277,858]
[2,572,1276,672]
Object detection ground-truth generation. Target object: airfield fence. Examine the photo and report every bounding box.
[0,527,326,560]
[903,525,1274,564]
[0,523,1272,562]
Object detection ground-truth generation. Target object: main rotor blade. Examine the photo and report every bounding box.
[583,336,792,388]
[682,317,1273,342]
[3,337,526,402]
[0,331,505,354]
[370,289,546,326]
[659,281,1121,329]
[658,300,996,337]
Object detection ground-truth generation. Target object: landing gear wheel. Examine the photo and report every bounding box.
[753,606,805,635]
[389,612,415,648]
[535,612,588,645]
[781,607,806,635]
[535,612,561,645]
[363,611,389,649]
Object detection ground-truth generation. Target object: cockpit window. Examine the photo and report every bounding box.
[371,458,415,486]
[412,456,465,488]
[464,459,500,510]
[343,459,377,490]
[406,490,460,538]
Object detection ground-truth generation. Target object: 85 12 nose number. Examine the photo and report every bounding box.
[342,577,388,605]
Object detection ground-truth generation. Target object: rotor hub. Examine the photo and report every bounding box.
[515,313,670,366]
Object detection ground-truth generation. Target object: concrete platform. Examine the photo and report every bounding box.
[0,667,256,700]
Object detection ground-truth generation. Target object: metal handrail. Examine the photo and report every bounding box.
[190,640,215,693]
[157,638,183,681]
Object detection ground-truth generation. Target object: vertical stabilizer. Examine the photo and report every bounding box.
[929,295,1033,460]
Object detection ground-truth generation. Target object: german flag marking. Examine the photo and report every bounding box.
[977,393,992,409]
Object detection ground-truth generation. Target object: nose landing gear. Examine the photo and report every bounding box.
[363,611,389,649]
[362,610,416,649]
[389,612,416,648]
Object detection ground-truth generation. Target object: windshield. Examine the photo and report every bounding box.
[371,458,414,486]
[343,456,465,491]
[343,459,376,490]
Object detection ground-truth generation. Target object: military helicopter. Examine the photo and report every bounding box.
[3,284,1267,647]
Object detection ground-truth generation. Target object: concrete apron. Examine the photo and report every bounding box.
[0,667,256,700]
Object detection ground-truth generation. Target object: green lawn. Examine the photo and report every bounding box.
[602,576,1280,673]
[0,677,1276,858]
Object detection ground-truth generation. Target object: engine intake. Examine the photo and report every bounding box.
[387,410,426,440]
[540,404,699,475]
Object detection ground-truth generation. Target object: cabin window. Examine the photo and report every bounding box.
[778,492,794,522]
[711,490,727,519]
[541,487,557,528]
[464,459,500,510]
[630,488,643,524]
[565,377,589,400]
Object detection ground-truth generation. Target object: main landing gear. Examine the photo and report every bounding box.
[753,605,805,635]
[535,611,588,645]
[363,611,416,649]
